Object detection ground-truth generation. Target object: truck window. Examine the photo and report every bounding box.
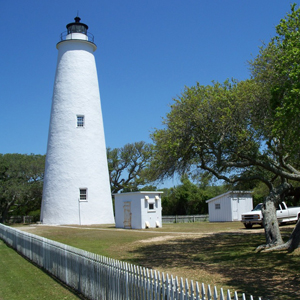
[253,204,263,211]
[277,203,286,210]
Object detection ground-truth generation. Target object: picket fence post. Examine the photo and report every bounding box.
[227,289,231,300]
[220,288,225,300]
[207,284,212,300]
[213,285,218,300]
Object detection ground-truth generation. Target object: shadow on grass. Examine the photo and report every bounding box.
[127,228,300,300]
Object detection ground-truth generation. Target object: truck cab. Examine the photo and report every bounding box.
[241,202,300,229]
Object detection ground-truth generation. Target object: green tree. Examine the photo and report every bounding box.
[161,175,202,215]
[160,175,227,216]
[0,154,45,223]
[160,187,177,215]
[107,141,153,194]
[150,76,300,251]
[249,5,300,158]
[249,3,300,251]
[174,175,201,215]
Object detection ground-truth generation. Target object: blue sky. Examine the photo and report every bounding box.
[1,1,298,156]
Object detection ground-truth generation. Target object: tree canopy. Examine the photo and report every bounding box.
[161,174,227,215]
[150,79,279,186]
[0,154,45,223]
[107,141,153,194]
[249,3,300,158]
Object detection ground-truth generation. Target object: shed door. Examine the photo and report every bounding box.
[232,198,238,221]
[123,201,132,228]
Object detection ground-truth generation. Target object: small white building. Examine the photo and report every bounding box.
[114,191,163,229]
[206,191,253,222]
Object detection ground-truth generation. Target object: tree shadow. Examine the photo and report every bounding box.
[127,229,300,300]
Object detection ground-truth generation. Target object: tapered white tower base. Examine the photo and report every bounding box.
[41,17,114,225]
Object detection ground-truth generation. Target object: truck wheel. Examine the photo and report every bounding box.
[244,223,253,229]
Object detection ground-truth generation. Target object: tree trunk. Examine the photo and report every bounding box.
[287,218,300,251]
[262,197,283,246]
[0,201,14,224]
[263,219,300,252]
[0,208,8,224]
[256,183,291,251]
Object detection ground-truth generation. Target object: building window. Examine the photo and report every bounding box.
[149,203,154,210]
[77,115,84,127]
[215,203,220,209]
[79,188,87,201]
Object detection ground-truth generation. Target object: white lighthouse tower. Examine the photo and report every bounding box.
[41,17,115,225]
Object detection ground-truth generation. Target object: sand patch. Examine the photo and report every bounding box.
[138,235,193,243]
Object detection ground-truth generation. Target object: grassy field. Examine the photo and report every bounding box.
[8,222,300,299]
[0,240,82,300]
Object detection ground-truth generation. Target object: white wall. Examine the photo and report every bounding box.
[207,191,253,222]
[208,194,232,222]
[114,193,143,229]
[231,196,253,221]
[141,194,162,229]
[114,192,162,229]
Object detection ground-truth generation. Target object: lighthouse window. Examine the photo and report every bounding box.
[79,188,87,201]
[77,115,84,127]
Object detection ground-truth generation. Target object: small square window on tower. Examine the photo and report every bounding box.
[77,115,85,127]
[79,188,87,201]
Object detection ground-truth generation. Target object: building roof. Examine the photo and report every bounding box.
[205,191,252,203]
[113,191,164,197]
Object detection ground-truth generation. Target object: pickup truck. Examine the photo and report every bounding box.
[241,201,300,229]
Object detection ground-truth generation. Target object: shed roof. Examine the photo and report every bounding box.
[205,191,252,204]
[113,191,163,197]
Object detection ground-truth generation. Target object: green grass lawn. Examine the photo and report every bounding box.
[0,240,82,300]
[7,222,300,300]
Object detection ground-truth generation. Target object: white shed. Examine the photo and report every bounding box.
[114,191,163,229]
[206,191,253,222]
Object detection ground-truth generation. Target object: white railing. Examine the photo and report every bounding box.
[0,223,261,300]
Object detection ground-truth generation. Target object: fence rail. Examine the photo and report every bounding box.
[162,215,208,223]
[0,223,261,300]
[8,215,33,224]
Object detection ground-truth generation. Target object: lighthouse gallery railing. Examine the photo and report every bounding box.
[59,31,95,43]
[0,223,261,300]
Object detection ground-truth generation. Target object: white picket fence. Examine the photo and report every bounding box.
[0,224,262,300]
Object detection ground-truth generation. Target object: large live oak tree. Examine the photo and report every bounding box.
[107,141,152,194]
[249,4,300,252]
[0,154,45,223]
[150,4,300,252]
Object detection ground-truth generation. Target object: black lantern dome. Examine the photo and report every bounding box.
[66,16,88,35]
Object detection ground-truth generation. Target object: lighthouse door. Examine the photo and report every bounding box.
[123,201,132,228]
